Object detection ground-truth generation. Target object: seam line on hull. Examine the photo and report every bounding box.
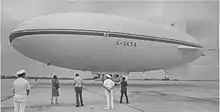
[9,29,203,48]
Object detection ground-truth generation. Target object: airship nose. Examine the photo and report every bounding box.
[9,15,51,44]
[9,30,22,43]
[9,13,85,43]
[9,21,30,44]
[8,14,85,68]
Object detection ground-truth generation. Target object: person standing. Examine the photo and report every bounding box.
[12,70,30,112]
[120,77,129,104]
[73,74,84,107]
[101,74,105,84]
[51,75,60,104]
[35,77,38,82]
[103,74,115,110]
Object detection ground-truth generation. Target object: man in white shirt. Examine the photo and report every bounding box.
[12,70,30,112]
[103,74,115,110]
[73,74,84,107]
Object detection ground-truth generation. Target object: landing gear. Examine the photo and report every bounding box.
[142,71,149,80]
[162,69,170,80]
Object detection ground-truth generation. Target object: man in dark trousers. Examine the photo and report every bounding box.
[120,77,129,104]
[73,74,84,107]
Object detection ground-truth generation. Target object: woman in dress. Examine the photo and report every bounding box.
[51,75,60,104]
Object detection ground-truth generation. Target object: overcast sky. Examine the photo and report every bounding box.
[1,0,219,80]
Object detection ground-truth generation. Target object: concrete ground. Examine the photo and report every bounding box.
[1,80,219,112]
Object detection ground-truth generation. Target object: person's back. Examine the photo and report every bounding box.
[120,80,127,91]
[120,77,129,104]
[103,79,114,89]
[12,70,30,112]
[13,77,30,102]
[52,79,59,88]
[74,76,83,87]
[51,75,59,104]
[73,74,84,107]
[103,75,115,110]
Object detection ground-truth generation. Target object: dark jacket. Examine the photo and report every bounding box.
[120,80,127,92]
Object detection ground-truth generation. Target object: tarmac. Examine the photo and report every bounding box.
[1,80,219,112]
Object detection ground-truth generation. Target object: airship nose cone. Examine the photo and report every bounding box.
[9,13,106,43]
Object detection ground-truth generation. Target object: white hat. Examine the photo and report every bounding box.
[106,74,111,78]
[17,69,26,75]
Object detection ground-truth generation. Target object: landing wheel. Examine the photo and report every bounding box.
[162,69,170,80]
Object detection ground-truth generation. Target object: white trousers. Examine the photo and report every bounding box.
[14,101,26,112]
[105,90,114,109]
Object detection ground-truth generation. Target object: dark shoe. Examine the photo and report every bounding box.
[75,105,79,107]
[81,104,84,106]
[120,102,122,103]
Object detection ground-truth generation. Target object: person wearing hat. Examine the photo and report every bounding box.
[103,74,115,110]
[12,70,30,112]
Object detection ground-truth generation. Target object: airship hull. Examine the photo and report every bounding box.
[10,13,203,72]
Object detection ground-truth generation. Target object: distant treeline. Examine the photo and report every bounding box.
[0,76,93,80]
[1,75,218,81]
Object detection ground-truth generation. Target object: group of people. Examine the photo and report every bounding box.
[103,74,129,110]
[51,73,84,107]
[12,70,129,112]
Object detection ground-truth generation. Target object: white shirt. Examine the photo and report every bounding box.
[13,77,30,102]
[103,79,114,89]
[73,76,83,87]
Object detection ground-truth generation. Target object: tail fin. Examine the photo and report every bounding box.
[201,48,218,56]
[207,48,218,51]
[201,48,218,53]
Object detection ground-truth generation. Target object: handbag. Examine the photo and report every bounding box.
[55,80,60,89]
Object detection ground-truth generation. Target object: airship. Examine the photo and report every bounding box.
[9,13,204,77]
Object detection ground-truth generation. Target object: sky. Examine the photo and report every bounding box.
[1,0,219,80]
